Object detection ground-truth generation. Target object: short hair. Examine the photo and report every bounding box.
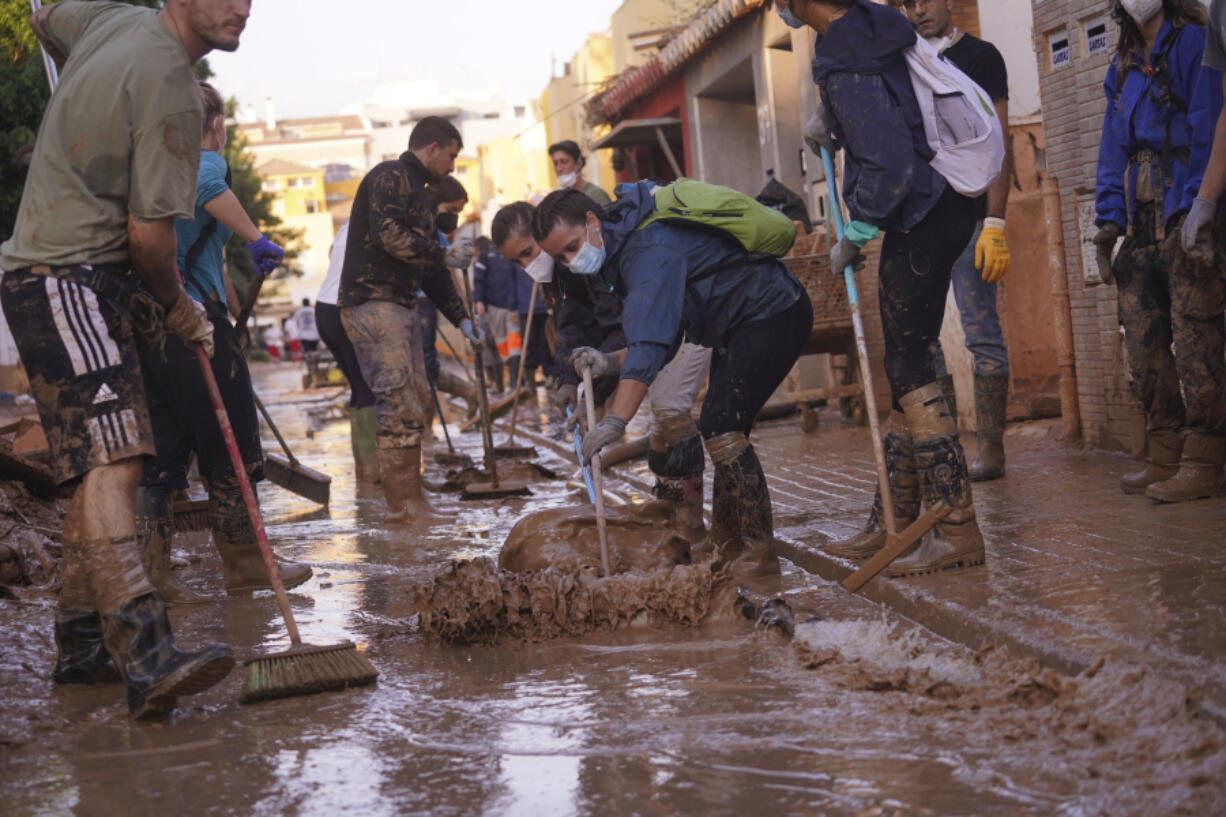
[431,175,468,205]
[491,201,535,247]
[409,116,463,151]
[302,297,310,306]
[474,236,492,254]
[199,81,225,135]
[548,139,584,168]
[532,189,606,242]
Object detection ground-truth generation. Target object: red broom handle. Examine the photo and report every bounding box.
[194,344,302,645]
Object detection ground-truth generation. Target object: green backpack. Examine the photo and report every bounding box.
[636,178,798,257]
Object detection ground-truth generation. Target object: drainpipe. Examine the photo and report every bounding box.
[1041,176,1082,446]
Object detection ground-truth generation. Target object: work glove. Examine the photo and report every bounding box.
[554,383,578,415]
[974,217,1011,283]
[580,415,627,465]
[570,346,620,380]
[803,105,834,157]
[829,236,865,273]
[459,318,484,346]
[445,240,475,269]
[1091,222,1121,285]
[246,235,284,277]
[1181,197,1216,256]
[164,291,214,358]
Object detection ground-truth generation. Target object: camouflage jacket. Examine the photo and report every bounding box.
[337,152,468,326]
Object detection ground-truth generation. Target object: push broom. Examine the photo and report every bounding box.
[193,345,377,702]
[493,281,539,459]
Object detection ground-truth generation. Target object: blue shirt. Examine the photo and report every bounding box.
[174,151,233,306]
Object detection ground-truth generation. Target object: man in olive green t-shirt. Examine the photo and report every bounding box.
[0,0,254,720]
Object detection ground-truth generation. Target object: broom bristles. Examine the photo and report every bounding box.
[241,643,378,704]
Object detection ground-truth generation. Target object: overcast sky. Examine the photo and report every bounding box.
[208,0,628,120]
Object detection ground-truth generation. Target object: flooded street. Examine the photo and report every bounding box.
[3,363,1224,817]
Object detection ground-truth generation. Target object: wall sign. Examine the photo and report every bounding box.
[1049,29,1071,70]
[1084,17,1109,56]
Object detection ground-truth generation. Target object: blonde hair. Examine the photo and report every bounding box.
[199,81,225,135]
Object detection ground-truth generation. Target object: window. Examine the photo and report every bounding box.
[261,179,281,192]
[288,176,315,190]
[305,199,319,214]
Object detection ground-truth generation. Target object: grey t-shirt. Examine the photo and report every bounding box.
[1206,0,1226,69]
[0,1,202,270]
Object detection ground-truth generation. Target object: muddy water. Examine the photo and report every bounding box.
[2,362,1224,816]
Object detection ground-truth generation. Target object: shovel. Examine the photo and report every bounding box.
[494,282,539,459]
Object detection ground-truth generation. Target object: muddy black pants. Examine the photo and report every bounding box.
[317,301,375,408]
[699,292,813,438]
[878,186,977,410]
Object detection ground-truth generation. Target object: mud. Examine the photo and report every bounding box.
[435,460,559,492]
[0,480,66,589]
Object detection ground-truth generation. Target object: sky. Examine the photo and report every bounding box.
[208,0,629,121]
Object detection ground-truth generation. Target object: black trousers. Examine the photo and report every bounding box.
[877,185,977,409]
[317,301,374,408]
[699,291,813,438]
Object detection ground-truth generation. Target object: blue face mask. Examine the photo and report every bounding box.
[776,2,804,28]
[567,223,606,275]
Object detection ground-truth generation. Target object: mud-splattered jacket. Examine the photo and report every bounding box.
[550,261,627,388]
[338,152,468,327]
[811,0,946,233]
[1095,20,1223,232]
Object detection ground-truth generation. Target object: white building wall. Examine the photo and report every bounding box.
[978,0,1043,118]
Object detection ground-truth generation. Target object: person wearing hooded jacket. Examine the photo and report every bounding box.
[776,0,985,577]
[533,185,813,584]
[1093,0,1224,503]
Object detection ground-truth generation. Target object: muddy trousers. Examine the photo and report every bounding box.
[932,221,1010,378]
[317,302,375,409]
[879,187,977,410]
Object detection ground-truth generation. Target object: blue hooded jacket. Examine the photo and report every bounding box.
[812,0,945,232]
[472,243,520,310]
[596,182,804,385]
[1095,20,1223,231]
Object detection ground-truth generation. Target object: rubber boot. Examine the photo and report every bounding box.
[937,373,957,424]
[437,368,479,419]
[690,460,737,563]
[888,383,985,578]
[134,485,212,605]
[209,481,313,594]
[969,372,1009,482]
[52,609,122,685]
[826,411,919,560]
[707,433,780,586]
[1121,429,1182,494]
[378,441,453,525]
[1146,433,1226,503]
[489,361,505,393]
[506,356,521,393]
[350,406,381,484]
[653,475,706,544]
[84,535,233,718]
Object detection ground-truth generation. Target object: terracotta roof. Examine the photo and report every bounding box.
[590,0,766,123]
[256,158,322,177]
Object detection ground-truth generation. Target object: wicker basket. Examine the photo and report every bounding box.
[783,252,850,331]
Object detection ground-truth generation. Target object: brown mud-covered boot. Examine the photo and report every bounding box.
[1146,433,1226,503]
[937,373,957,424]
[1122,430,1183,494]
[209,482,313,594]
[84,536,233,718]
[969,372,1009,482]
[888,383,985,578]
[135,485,213,605]
[653,475,706,544]
[52,609,122,685]
[706,433,781,589]
[648,416,708,547]
[351,406,381,484]
[378,441,454,526]
[826,411,918,560]
[437,369,480,420]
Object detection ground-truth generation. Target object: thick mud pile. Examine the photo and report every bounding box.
[0,481,65,591]
[434,461,558,492]
[794,618,1226,815]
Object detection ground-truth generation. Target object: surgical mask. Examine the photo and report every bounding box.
[776,2,804,28]
[522,249,554,284]
[556,171,578,189]
[436,211,459,233]
[1121,0,1162,24]
[567,223,605,275]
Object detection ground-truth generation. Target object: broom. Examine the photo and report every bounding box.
[192,345,377,702]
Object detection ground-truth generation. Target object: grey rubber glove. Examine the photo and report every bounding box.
[459,318,484,346]
[803,105,834,156]
[554,383,578,414]
[1181,197,1215,254]
[445,240,474,269]
[829,235,864,273]
[164,291,214,358]
[1091,222,1121,285]
[581,415,627,464]
[570,346,620,379]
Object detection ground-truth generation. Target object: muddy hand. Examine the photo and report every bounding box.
[570,346,619,379]
[164,292,214,358]
[555,383,577,414]
[581,415,626,465]
[1181,198,1215,259]
[1091,222,1120,285]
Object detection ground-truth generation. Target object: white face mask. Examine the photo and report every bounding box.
[923,27,958,53]
[1121,0,1162,24]
[556,171,578,189]
[522,248,554,284]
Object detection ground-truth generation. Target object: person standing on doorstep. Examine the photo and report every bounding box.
[317,221,380,482]
[473,236,524,390]
[295,298,319,356]
[1094,0,1224,502]
[135,81,311,606]
[900,0,1014,482]
[494,201,710,543]
[0,0,250,718]
[777,0,986,576]
[338,116,480,524]
[549,140,613,207]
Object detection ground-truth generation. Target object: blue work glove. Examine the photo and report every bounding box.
[1181,197,1215,256]
[246,234,284,276]
[580,415,627,464]
[570,346,620,379]
[459,318,484,346]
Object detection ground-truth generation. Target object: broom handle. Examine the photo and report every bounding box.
[253,392,297,464]
[461,270,500,485]
[820,146,896,536]
[29,0,59,93]
[195,345,301,645]
[429,378,457,454]
[506,282,538,444]
[582,367,612,577]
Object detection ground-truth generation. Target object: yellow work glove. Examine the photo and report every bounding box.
[974,217,1011,283]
